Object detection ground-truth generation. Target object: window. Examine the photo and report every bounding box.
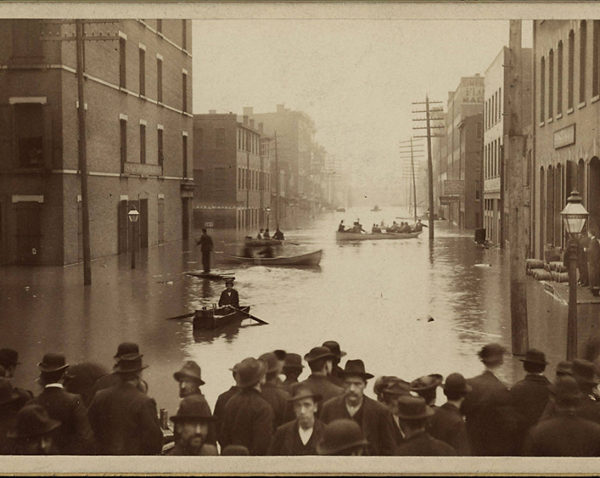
[120,119,127,172]
[196,128,203,148]
[498,88,502,122]
[11,20,43,58]
[540,56,546,121]
[580,21,587,103]
[182,134,188,177]
[139,123,146,164]
[157,57,163,103]
[157,128,164,167]
[214,167,226,191]
[568,30,575,109]
[15,104,43,167]
[594,21,600,96]
[157,19,162,33]
[119,37,126,89]
[139,47,145,96]
[215,128,225,148]
[182,72,187,112]
[182,20,187,50]
[549,49,554,118]
[558,41,564,114]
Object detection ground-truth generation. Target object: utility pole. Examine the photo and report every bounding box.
[413,96,444,240]
[274,131,280,229]
[506,20,529,355]
[399,137,424,223]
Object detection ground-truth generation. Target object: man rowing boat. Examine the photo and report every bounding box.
[218,279,240,309]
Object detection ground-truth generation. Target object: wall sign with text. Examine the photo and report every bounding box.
[553,124,576,149]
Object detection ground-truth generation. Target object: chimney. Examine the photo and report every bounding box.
[243,106,254,116]
[209,109,216,114]
[243,115,248,125]
[249,119,255,128]
[276,104,285,113]
[258,122,263,133]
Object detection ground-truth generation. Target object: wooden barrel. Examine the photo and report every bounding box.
[555,272,569,283]
[533,269,553,281]
[526,259,545,270]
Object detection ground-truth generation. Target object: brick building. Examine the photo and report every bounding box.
[192,112,270,231]
[0,19,193,265]
[533,20,600,259]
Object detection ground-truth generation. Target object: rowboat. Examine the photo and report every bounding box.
[244,238,283,247]
[336,231,421,241]
[186,271,235,281]
[335,207,346,212]
[193,306,251,330]
[223,249,322,267]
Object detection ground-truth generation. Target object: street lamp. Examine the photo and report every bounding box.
[265,207,271,230]
[560,190,589,360]
[128,207,140,270]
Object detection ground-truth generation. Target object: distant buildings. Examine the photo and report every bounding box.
[0,19,193,265]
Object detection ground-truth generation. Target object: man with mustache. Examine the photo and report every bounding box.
[166,395,218,456]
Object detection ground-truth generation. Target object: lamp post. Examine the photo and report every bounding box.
[560,190,589,360]
[266,207,271,230]
[128,207,140,270]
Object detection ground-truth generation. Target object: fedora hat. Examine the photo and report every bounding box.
[304,346,335,364]
[519,348,548,366]
[572,359,599,386]
[7,404,61,439]
[316,418,369,455]
[113,356,148,374]
[173,361,205,385]
[442,373,472,395]
[322,341,347,359]
[236,357,266,389]
[38,353,69,373]
[273,349,287,361]
[339,359,374,380]
[410,374,443,392]
[382,379,411,397]
[396,395,435,420]
[259,352,280,375]
[0,348,20,367]
[170,395,216,422]
[478,343,506,364]
[556,360,574,377]
[113,342,143,361]
[282,353,303,371]
[287,383,321,403]
[374,376,401,396]
[0,378,21,406]
[224,278,235,285]
[550,376,583,403]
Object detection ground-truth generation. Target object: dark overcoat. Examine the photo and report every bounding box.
[29,386,95,454]
[523,410,600,456]
[395,430,456,456]
[261,382,292,428]
[218,289,240,308]
[300,374,344,407]
[428,402,471,456]
[319,394,397,456]
[267,418,326,455]
[0,400,24,454]
[88,381,163,455]
[461,370,518,456]
[220,388,274,456]
[214,385,240,447]
[540,394,600,424]
[510,373,551,449]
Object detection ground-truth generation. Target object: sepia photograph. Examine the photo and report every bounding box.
[1,1,600,474]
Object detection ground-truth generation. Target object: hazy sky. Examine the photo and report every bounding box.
[192,19,532,178]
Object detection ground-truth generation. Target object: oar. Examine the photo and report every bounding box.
[165,311,195,321]
[225,305,268,325]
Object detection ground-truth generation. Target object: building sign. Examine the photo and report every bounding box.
[439,195,459,205]
[443,179,465,195]
[554,124,576,149]
[204,221,214,228]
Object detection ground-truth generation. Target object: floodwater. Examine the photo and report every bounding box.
[0,206,521,418]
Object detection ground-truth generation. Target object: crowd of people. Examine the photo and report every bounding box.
[3,338,600,456]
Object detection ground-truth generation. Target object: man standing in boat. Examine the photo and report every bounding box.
[196,229,214,274]
[273,227,285,240]
[218,279,240,309]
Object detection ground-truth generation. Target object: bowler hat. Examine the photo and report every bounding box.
[282,353,304,371]
[396,395,435,420]
[235,357,266,389]
[304,346,336,364]
[0,348,20,367]
[374,376,401,396]
[410,374,443,392]
[7,404,61,439]
[478,343,506,364]
[113,356,148,374]
[0,378,21,406]
[273,349,287,361]
[572,359,599,386]
[442,373,472,395]
[224,278,235,285]
[173,361,205,385]
[38,353,69,373]
[550,376,583,403]
[113,342,143,361]
[382,379,411,397]
[322,341,347,359]
[258,352,280,374]
[520,348,548,366]
[222,445,249,456]
[339,359,374,380]
[316,418,369,455]
[170,395,216,422]
[556,360,574,377]
[287,383,321,403]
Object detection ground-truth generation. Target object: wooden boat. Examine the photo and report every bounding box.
[186,271,235,281]
[193,306,250,330]
[336,231,421,241]
[335,207,346,212]
[224,249,322,266]
[244,238,283,247]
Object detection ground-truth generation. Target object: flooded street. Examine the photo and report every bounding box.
[0,207,520,418]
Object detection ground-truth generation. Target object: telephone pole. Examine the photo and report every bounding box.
[506,20,529,355]
[399,137,424,223]
[274,131,280,229]
[412,96,444,240]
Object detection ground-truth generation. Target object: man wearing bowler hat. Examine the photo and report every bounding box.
[88,352,163,455]
[395,395,456,456]
[282,353,304,392]
[300,346,344,406]
[93,342,149,395]
[166,395,218,456]
[523,375,600,456]
[8,404,61,455]
[0,348,33,404]
[258,352,292,428]
[220,357,274,455]
[316,418,369,456]
[28,353,94,455]
[268,383,326,455]
[428,373,471,455]
[461,343,517,456]
[410,374,444,407]
[322,340,346,387]
[319,359,397,455]
[0,378,27,454]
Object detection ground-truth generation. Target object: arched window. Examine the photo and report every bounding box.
[549,49,554,118]
[558,41,564,114]
[569,30,575,109]
[540,56,546,122]
[580,21,587,103]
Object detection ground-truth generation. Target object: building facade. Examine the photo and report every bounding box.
[192,112,270,231]
[533,20,600,259]
[0,19,193,266]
